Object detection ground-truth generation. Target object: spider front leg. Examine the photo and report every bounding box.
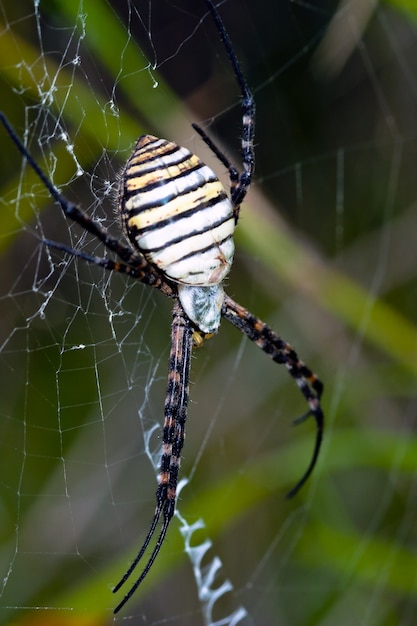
[222,295,324,498]
[113,301,194,614]
[0,112,175,297]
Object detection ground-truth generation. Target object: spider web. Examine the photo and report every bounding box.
[1,1,417,625]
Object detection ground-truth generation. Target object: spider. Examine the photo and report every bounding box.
[0,0,324,614]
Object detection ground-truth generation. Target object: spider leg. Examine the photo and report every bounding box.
[0,112,169,291]
[222,295,324,498]
[203,1,255,216]
[191,123,238,178]
[113,500,167,613]
[192,122,241,224]
[113,301,194,613]
[43,239,175,297]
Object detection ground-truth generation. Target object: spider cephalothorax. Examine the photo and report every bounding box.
[0,0,324,614]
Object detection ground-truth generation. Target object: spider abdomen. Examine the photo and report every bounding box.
[118,135,235,287]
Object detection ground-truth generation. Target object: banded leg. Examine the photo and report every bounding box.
[0,112,168,290]
[113,301,194,613]
[202,0,255,218]
[44,240,175,297]
[222,295,324,498]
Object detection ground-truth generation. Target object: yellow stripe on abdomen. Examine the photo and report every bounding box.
[118,135,235,286]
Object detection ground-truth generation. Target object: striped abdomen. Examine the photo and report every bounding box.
[118,135,235,287]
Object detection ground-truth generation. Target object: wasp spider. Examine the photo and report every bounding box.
[0,0,324,613]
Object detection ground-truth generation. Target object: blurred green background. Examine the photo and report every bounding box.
[1,1,417,625]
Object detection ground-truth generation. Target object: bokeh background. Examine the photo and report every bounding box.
[1,1,417,625]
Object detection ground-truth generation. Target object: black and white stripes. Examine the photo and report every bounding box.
[118,134,235,287]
